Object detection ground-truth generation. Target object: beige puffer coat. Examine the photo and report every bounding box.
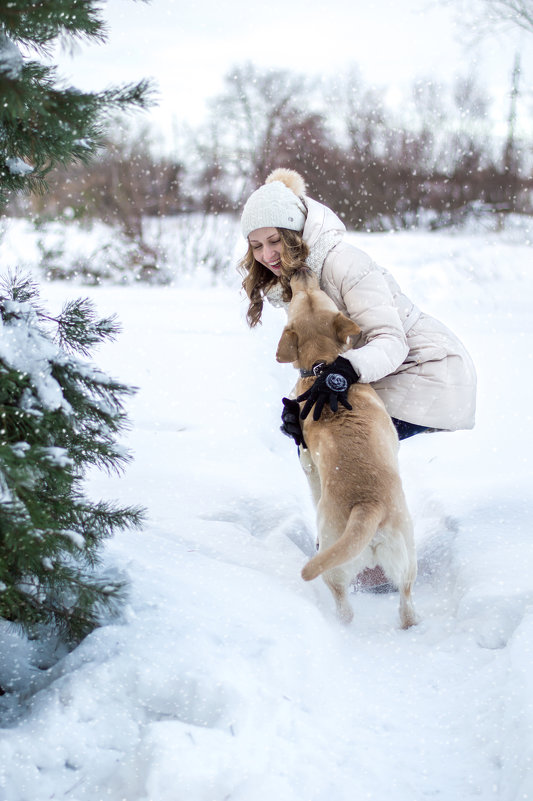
[272,197,477,431]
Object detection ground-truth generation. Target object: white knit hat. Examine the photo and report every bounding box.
[241,168,307,239]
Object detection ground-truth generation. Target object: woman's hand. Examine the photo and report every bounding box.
[280,397,307,448]
[297,357,358,421]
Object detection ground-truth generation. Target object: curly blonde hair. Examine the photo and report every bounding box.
[239,228,309,327]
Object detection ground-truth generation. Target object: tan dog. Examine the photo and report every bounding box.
[276,270,418,629]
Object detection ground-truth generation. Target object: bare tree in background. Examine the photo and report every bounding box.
[481,0,533,33]
[318,67,399,227]
[446,0,533,36]
[193,121,233,213]
[199,63,313,207]
[30,123,187,234]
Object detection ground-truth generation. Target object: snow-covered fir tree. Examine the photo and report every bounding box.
[0,2,151,640]
[0,0,151,204]
[0,274,145,640]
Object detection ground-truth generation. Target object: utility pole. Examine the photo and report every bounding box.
[503,51,521,212]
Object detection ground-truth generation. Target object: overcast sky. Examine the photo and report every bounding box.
[52,0,532,147]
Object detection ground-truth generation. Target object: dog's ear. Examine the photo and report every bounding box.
[334,313,361,346]
[276,327,299,363]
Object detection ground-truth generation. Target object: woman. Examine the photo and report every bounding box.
[240,168,476,441]
[240,168,476,591]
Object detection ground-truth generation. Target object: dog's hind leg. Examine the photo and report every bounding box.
[399,578,418,629]
[323,568,353,624]
[397,509,419,628]
[381,512,418,629]
[398,533,418,629]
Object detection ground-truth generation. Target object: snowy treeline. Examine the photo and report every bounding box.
[7,62,533,232]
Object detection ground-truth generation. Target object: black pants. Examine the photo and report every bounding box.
[391,417,430,440]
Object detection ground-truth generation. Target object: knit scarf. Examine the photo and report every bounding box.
[264,230,343,309]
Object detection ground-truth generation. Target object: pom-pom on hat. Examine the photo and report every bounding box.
[241,168,307,240]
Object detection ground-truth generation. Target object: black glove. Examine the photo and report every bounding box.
[297,356,358,421]
[280,397,307,448]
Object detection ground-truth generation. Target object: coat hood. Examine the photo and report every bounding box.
[302,197,346,250]
[302,197,346,280]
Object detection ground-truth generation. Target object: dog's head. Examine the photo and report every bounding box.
[276,277,361,369]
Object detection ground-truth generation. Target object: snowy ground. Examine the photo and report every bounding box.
[0,224,532,801]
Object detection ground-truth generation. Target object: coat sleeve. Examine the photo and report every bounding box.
[325,254,409,383]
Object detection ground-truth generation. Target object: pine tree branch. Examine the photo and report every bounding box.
[1,1,107,50]
[53,297,121,355]
[1,21,154,203]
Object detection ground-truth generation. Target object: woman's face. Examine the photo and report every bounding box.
[248,227,282,275]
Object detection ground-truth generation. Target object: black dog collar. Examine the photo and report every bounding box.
[299,361,327,378]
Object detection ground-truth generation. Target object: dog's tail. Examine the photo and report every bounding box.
[301,502,384,581]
